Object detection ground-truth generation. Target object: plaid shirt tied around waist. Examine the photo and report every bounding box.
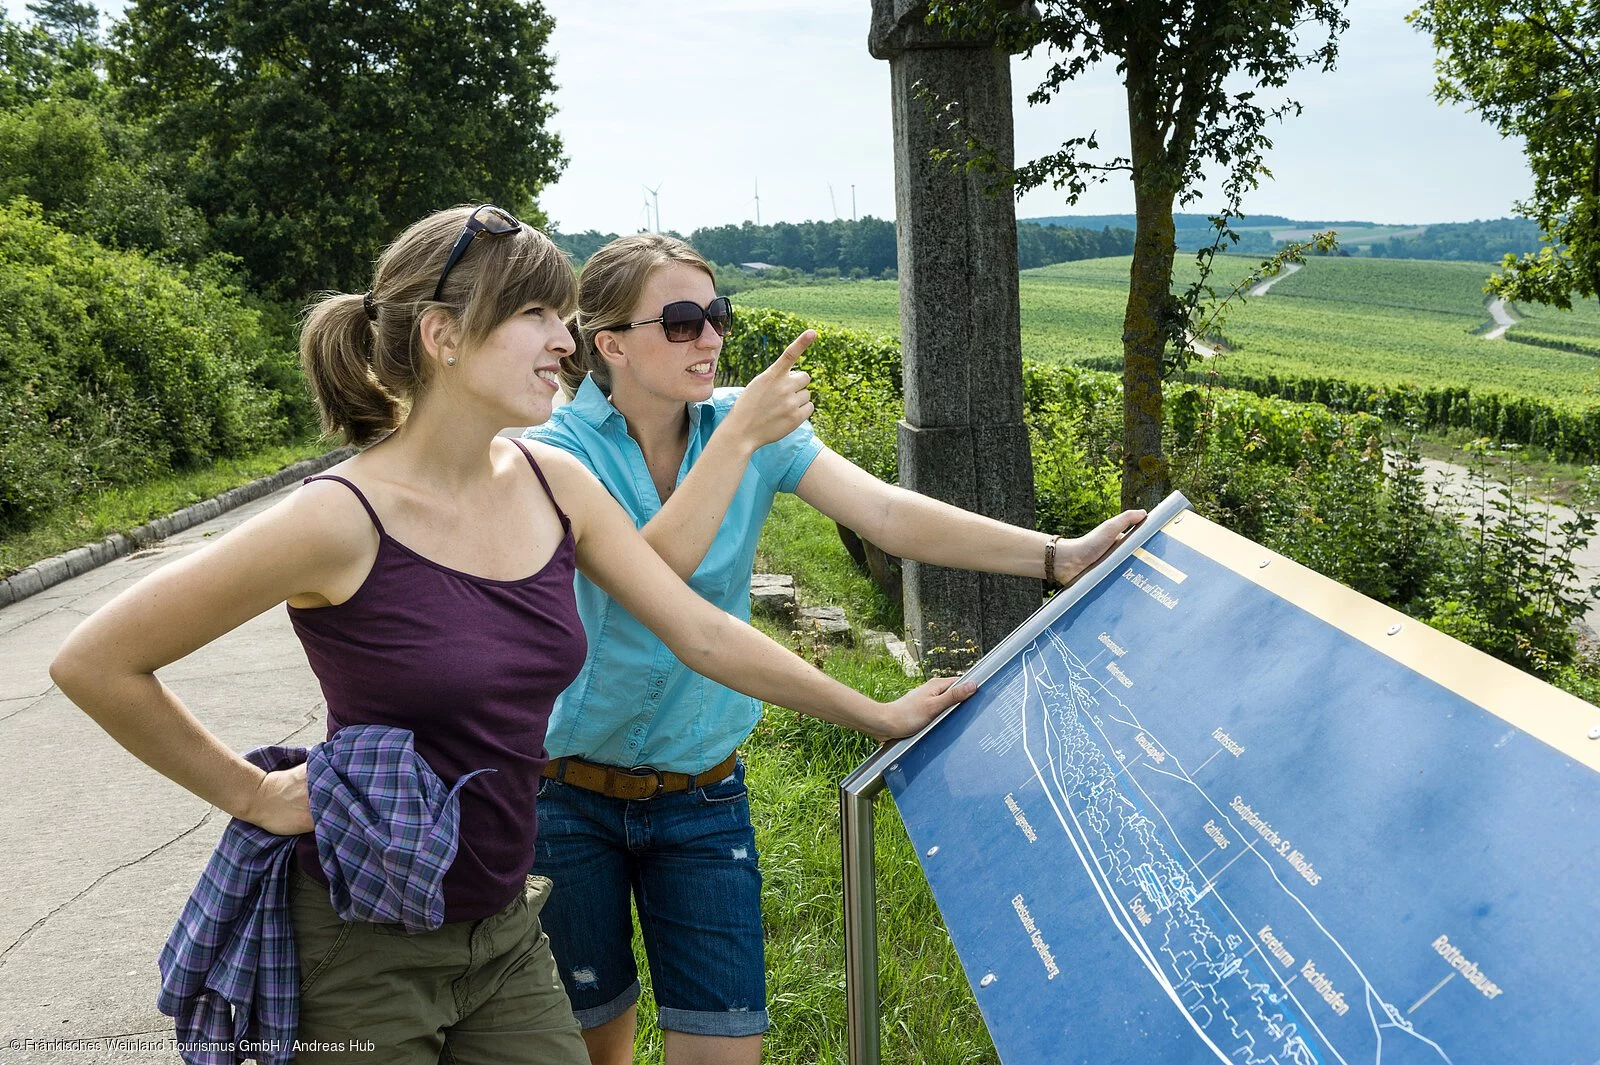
[157,724,494,1065]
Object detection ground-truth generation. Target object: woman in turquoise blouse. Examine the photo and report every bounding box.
[526,233,1143,1065]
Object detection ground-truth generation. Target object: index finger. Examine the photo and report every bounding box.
[772,329,816,371]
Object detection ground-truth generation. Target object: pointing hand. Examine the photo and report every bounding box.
[725,330,817,449]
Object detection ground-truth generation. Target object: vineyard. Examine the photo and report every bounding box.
[738,255,1600,457]
[1511,298,1600,356]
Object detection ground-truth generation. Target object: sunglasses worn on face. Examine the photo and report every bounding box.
[432,205,523,302]
[611,297,734,342]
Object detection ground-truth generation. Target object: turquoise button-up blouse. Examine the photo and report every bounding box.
[525,374,824,773]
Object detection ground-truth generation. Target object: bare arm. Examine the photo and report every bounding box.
[795,449,1146,585]
[535,444,972,739]
[48,482,376,834]
[641,331,816,579]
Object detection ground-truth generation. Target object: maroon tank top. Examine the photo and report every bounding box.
[288,440,585,921]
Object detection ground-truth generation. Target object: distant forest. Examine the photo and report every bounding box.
[1028,213,1549,262]
[553,215,1549,275]
[553,217,1136,276]
[1364,218,1545,262]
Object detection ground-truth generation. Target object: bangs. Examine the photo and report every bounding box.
[459,226,577,344]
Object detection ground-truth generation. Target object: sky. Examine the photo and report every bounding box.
[14,0,1536,233]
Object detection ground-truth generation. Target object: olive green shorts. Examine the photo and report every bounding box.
[289,868,587,1065]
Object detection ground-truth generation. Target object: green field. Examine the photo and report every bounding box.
[739,256,1600,410]
[1511,296,1600,354]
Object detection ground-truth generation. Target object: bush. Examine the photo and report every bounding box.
[1418,451,1598,677]
[1028,393,1122,535]
[0,201,311,531]
[723,306,902,390]
[1144,360,1600,463]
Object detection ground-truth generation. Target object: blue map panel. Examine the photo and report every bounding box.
[886,521,1600,1065]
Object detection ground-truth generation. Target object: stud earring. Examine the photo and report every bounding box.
[446,357,457,366]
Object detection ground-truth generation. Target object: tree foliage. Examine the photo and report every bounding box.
[18,0,103,98]
[691,217,899,275]
[1015,221,1135,267]
[1412,0,1600,308]
[109,0,567,301]
[0,8,90,108]
[927,0,1348,510]
[0,97,208,260]
[0,7,214,267]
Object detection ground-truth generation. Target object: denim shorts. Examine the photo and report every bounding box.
[533,759,768,1037]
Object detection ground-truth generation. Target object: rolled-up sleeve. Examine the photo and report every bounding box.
[751,419,823,494]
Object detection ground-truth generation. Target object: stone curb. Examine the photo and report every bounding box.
[0,446,357,609]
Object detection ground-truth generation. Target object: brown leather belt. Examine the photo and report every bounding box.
[541,751,738,800]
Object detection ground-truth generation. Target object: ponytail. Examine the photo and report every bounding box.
[295,205,577,446]
[299,293,404,446]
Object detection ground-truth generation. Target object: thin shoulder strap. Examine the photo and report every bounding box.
[303,475,386,536]
[509,439,570,526]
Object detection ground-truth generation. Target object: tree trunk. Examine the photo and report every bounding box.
[1122,88,1179,512]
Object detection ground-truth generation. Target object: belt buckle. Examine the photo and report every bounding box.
[621,764,664,800]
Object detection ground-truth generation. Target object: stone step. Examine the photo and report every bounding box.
[750,572,797,618]
[796,604,852,645]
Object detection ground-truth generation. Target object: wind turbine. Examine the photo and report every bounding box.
[643,184,662,232]
[829,184,839,221]
[748,178,762,225]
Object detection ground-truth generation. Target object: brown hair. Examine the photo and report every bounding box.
[559,233,715,397]
[299,206,577,446]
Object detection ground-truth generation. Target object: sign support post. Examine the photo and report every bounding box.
[840,759,885,1065]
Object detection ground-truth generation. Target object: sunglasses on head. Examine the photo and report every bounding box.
[432,204,523,303]
[610,296,734,342]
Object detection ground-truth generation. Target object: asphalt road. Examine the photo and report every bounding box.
[0,485,325,1064]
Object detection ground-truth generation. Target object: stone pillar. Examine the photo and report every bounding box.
[870,0,1038,670]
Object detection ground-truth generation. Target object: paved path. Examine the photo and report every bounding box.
[1177,261,1302,357]
[0,484,325,1063]
[1246,259,1302,297]
[1482,296,1518,340]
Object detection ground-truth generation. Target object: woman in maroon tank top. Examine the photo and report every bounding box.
[50,206,974,1064]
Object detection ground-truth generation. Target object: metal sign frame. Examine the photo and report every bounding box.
[838,492,1194,1065]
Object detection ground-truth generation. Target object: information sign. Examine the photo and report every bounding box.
[885,506,1600,1064]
